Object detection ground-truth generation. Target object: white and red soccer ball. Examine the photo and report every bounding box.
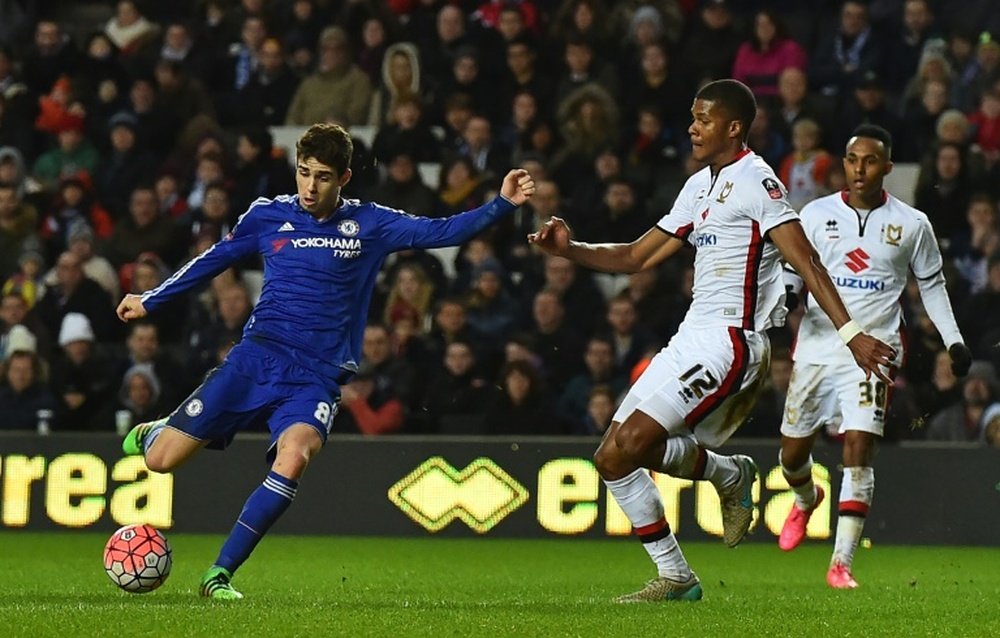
[103,524,172,593]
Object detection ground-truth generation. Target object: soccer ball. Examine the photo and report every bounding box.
[103,524,172,593]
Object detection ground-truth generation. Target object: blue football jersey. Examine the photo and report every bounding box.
[141,194,517,385]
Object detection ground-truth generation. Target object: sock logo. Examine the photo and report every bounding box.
[185,399,204,417]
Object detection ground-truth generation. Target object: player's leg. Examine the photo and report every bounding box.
[202,424,324,600]
[654,327,767,548]
[778,363,836,551]
[827,429,877,589]
[826,366,885,588]
[594,412,702,603]
[202,383,335,600]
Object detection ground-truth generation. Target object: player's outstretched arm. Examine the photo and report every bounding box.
[769,220,896,383]
[116,294,147,322]
[528,218,683,274]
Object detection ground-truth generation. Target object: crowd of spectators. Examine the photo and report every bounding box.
[0,0,998,445]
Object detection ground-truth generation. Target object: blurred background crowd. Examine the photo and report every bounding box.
[0,0,998,444]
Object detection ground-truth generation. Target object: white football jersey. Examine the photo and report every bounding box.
[657,149,799,332]
[793,190,942,365]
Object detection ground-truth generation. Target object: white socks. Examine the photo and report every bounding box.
[833,466,874,568]
[605,469,691,580]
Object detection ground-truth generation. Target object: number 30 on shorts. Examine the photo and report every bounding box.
[314,402,334,431]
[857,380,888,408]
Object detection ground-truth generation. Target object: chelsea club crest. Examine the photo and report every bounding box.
[338,219,360,237]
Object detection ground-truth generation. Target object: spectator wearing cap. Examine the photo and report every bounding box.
[35,250,117,344]
[0,146,32,200]
[284,26,372,127]
[926,361,1000,442]
[49,220,120,300]
[810,0,884,101]
[31,111,101,195]
[677,0,742,88]
[49,312,117,430]
[38,173,113,264]
[0,291,52,361]
[832,70,902,152]
[0,347,56,431]
[0,179,39,281]
[231,126,295,215]
[116,362,168,426]
[96,111,158,220]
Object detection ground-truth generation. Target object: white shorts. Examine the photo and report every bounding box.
[780,361,890,438]
[612,325,770,448]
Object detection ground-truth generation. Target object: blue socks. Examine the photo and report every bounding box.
[214,471,298,574]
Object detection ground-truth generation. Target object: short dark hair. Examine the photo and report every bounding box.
[848,124,893,159]
[296,123,353,175]
[695,79,757,142]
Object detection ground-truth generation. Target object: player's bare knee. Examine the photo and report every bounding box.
[143,448,173,474]
[613,426,653,465]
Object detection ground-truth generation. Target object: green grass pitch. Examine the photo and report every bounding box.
[1,532,999,637]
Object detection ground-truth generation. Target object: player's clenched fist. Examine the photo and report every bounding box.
[500,168,535,206]
[116,294,148,322]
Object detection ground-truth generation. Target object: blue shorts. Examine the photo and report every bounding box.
[166,338,341,461]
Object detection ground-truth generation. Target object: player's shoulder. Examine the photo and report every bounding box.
[242,195,295,219]
[799,192,844,217]
[733,152,787,201]
[885,192,932,225]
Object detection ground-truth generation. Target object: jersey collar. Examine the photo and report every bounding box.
[839,188,888,208]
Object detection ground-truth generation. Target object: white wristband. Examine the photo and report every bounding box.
[838,320,863,345]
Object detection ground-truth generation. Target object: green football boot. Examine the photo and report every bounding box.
[200,566,244,600]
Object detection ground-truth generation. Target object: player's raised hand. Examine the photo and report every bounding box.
[116,294,148,322]
[846,333,897,384]
[500,168,535,206]
[528,216,573,256]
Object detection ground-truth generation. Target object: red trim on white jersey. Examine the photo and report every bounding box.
[741,221,763,330]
